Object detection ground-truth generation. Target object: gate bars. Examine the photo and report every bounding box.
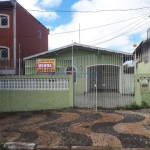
[73,53,135,110]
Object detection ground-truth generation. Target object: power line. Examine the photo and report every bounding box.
[26,7,150,13]
[91,17,150,46]
[50,13,149,35]
[92,19,149,46]
[85,15,148,44]
[0,13,149,38]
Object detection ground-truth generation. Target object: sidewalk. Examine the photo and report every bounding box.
[0,108,150,148]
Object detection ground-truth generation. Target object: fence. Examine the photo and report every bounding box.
[0,75,73,112]
[0,78,69,90]
[0,59,24,75]
[0,54,137,111]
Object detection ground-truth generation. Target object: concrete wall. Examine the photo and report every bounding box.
[0,75,74,112]
[135,74,150,106]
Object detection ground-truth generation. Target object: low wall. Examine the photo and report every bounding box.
[0,75,73,112]
[135,74,150,106]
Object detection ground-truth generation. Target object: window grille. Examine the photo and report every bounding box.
[0,15,9,27]
[0,48,9,59]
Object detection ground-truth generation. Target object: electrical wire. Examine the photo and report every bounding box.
[91,17,150,46]
[0,13,149,38]
[26,7,150,13]
[85,15,148,44]
[92,18,149,46]
[50,13,149,35]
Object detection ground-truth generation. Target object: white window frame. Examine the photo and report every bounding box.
[0,46,10,59]
[0,14,9,28]
[65,66,77,84]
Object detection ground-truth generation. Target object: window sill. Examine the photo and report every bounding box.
[0,58,10,60]
[0,26,9,28]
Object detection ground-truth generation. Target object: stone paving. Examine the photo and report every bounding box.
[0,108,150,148]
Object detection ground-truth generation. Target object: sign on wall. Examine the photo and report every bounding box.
[36,59,56,74]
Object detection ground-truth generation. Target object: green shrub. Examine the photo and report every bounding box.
[101,101,150,110]
[141,101,150,108]
[0,145,8,150]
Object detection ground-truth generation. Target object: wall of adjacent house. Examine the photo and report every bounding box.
[0,75,74,112]
[137,62,150,73]
[0,9,14,58]
[135,74,150,106]
[16,3,49,60]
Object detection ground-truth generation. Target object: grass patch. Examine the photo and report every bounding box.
[97,101,150,110]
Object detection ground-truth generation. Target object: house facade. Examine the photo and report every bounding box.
[133,28,150,107]
[0,0,49,75]
[24,43,135,108]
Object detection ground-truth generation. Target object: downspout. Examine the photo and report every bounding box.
[13,0,16,74]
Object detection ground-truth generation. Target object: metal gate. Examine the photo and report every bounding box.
[73,54,97,110]
[73,54,135,110]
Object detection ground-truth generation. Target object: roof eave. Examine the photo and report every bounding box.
[23,43,132,60]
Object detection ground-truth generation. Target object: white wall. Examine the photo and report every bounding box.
[123,74,134,94]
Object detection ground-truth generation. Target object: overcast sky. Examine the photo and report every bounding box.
[3,0,150,52]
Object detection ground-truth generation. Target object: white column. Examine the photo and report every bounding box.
[49,79,52,90]
[34,79,36,90]
[13,79,16,90]
[63,78,65,90]
[47,79,49,90]
[16,79,18,90]
[40,79,43,90]
[57,78,60,90]
[1,80,4,90]
[25,79,27,90]
[37,79,40,90]
[30,79,33,90]
[60,78,62,90]
[44,79,46,90]
[0,80,2,90]
[19,79,21,90]
[54,79,56,90]
[27,79,30,90]
[7,79,10,90]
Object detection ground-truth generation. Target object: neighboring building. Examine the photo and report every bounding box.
[133,28,150,64]
[0,0,49,74]
[133,40,149,64]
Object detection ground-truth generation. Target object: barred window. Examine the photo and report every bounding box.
[0,48,9,59]
[65,66,77,83]
[0,14,9,28]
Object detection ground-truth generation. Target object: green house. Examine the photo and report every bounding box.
[24,43,134,108]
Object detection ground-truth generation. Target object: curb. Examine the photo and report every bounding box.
[1,143,150,150]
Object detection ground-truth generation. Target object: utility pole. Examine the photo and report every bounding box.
[18,43,21,75]
[133,36,137,74]
[79,23,80,44]
[72,40,74,75]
